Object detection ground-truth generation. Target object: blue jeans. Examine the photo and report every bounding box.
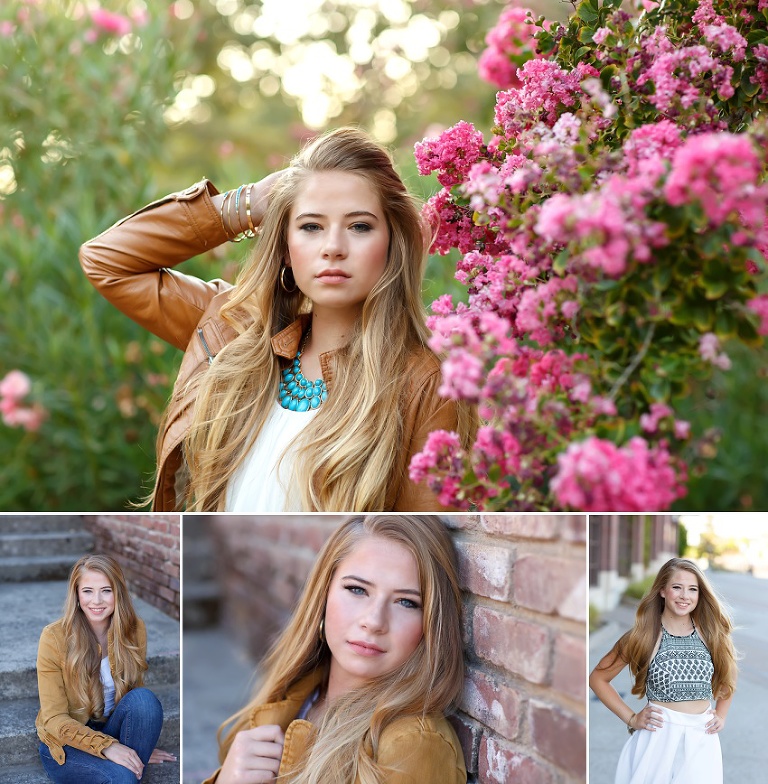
[39,687,163,783]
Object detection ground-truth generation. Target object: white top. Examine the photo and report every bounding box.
[100,656,115,717]
[225,401,318,512]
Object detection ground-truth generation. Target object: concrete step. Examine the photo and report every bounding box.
[0,555,90,583]
[0,746,180,784]
[0,685,179,768]
[0,531,94,559]
[0,581,180,700]
[182,580,221,629]
[0,516,85,534]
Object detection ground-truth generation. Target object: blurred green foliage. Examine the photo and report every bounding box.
[0,0,765,509]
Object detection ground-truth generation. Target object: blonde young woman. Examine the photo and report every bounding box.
[80,128,475,513]
[36,555,175,783]
[204,514,466,784]
[589,558,737,784]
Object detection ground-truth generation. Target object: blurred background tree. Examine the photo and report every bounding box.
[0,0,763,510]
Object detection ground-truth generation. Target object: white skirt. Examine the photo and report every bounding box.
[615,703,722,784]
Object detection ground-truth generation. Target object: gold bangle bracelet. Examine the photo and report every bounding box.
[244,184,257,236]
[219,189,231,233]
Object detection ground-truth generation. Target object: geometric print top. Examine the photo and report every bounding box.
[646,623,714,702]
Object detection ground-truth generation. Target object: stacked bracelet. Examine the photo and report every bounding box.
[627,713,636,735]
[220,184,259,242]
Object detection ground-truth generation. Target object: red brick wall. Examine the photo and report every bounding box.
[205,514,586,783]
[83,514,181,620]
[207,514,346,657]
[451,514,586,784]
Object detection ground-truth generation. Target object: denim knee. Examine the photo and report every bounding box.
[119,687,163,723]
[108,765,142,784]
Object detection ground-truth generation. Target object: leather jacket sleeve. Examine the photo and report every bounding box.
[36,625,116,761]
[79,180,235,352]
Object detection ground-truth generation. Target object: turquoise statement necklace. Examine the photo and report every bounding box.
[278,330,328,412]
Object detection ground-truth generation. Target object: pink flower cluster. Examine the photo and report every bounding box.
[85,8,132,42]
[747,295,768,335]
[534,174,668,278]
[701,24,747,61]
[414,121,485,188]
[551,436,686,511]
[637,34,734,113]
[0,370,46,432]
[408,430,468,508]
[494,60,598,138]
[698,333,731,370]
[478,7,541,89]
[664,132,767,230]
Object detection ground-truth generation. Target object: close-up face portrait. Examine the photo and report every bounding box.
[323,534,424,691]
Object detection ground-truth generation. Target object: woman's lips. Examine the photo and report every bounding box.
[316,269,350,283]
[347,640,385,656]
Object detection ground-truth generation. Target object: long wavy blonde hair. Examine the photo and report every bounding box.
[606,557,737,700]
[180,127,475,511]
[61,555,146,719]
[218,515,464,784]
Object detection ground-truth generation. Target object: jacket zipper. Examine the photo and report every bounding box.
[197,328,215,364]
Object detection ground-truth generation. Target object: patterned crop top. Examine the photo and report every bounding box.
[645,624,714,702]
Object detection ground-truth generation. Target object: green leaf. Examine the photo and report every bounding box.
[737,317,763,347]
[714,310,738,339]
[652,264,672,292]
[553,249,570,275]
[740,71,760,99]
[578,5,600,24]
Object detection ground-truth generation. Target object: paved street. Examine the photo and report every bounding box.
[589,570,768,782]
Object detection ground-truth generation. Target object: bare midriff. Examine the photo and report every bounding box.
[651,699,710,714]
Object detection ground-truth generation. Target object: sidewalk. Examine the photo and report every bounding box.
[588,601,642,784]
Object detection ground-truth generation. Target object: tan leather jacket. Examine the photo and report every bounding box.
[35,619,147,764]
[80,179,461,511]
[202,671,467,784]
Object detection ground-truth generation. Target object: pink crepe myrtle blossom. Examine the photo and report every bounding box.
[0,369,31,401]
[551,436,686,511]
[664,133,765,228]
[90,8,132,37]
[747,294,768,335]
[414,121,485,188]
[701,24,747,62]
[698,333,732,370]
[408,430,469,509]
[0,370,47,432]
[478,6,541,89]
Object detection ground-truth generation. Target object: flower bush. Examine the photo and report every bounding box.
[411,0,768,511]
[0,1,199,509]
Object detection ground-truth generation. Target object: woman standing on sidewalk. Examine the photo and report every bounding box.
[589,557,737,784]
[205,514,466,784]
[36,554,175,783]
[80,128,475,513]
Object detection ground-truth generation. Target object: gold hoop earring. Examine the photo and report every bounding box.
[319,617,325,643]
[280,265,297,293]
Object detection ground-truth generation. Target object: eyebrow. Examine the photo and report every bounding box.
[294,211,380,221]
[341,574,421,596]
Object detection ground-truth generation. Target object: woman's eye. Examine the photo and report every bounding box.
[350,222,372,233]
[344,585,366,596]
[299,223,321,232]
[397,598,421,610]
